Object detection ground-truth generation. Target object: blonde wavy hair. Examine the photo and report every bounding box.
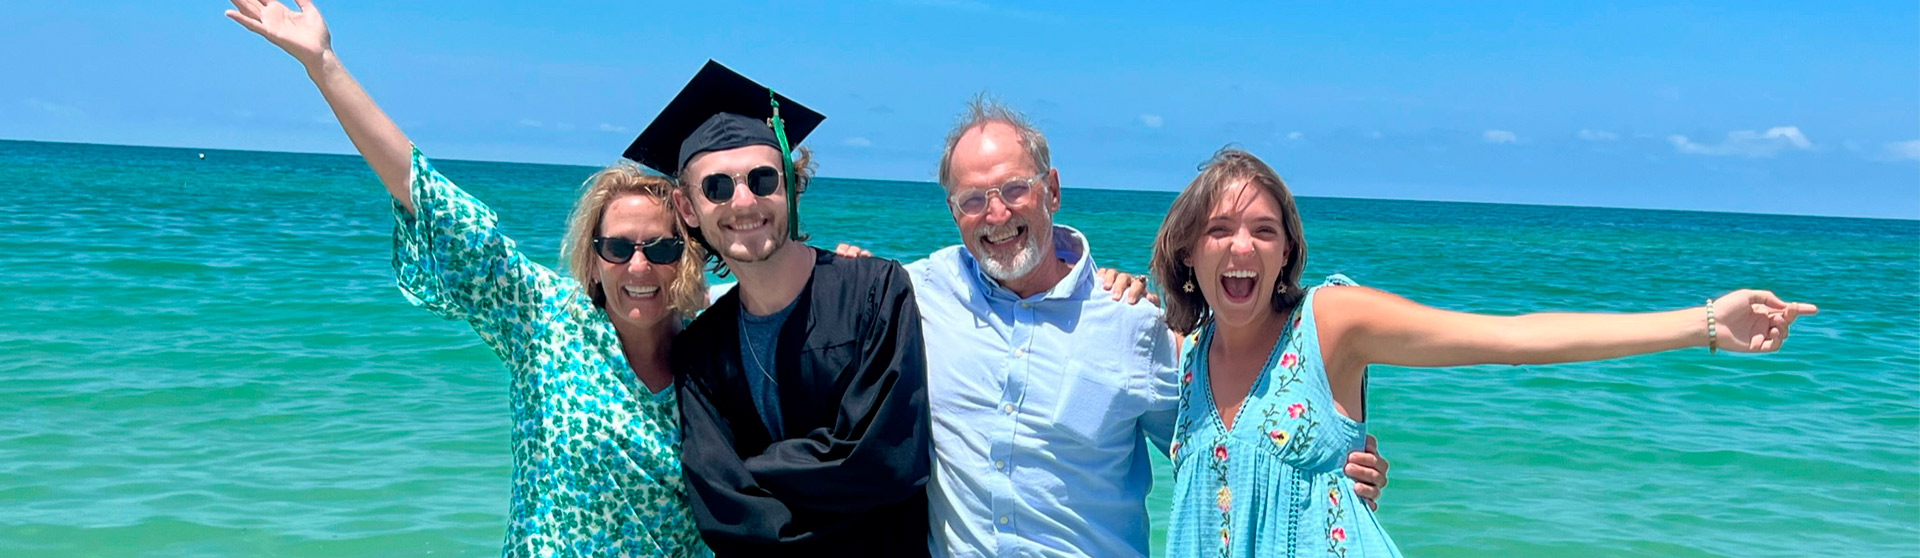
[562,161,708,321]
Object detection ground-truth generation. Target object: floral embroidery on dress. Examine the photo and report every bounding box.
[1206,436,1232,558]
[1324,484,1350,558]
[1166,282,1391,558]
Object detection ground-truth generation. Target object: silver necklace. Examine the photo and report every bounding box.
[745,335,778,386]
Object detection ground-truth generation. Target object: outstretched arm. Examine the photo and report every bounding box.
[226,0,413,212]
[1321,286,1819,369]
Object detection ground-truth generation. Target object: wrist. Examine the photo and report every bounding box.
[303,49,342,80]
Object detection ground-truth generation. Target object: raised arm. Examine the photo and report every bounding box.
[226,0,413,213]
[1321,285,1819,369]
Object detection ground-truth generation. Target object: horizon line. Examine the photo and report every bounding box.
[7,137,1914,224]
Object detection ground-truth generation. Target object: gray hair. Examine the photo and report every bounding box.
[936,94,1051,188]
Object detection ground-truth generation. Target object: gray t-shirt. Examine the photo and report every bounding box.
[738,295,798,440]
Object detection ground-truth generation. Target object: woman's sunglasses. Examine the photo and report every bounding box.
[592,236,685,265]
[700,166,782,203]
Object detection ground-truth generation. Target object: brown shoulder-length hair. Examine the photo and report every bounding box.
[562,161,709,321]
[1150,147,1309,336]
[675,146,815,277]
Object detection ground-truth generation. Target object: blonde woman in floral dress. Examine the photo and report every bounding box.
[227,1,708,556]
[1148,148,1817,558]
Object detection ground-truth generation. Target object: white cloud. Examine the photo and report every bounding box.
[1138,114,1164,128]
[1577,129,1618,141]
[843,137,873,148]
[24,98,84,118]
[1667,126,1812,157]
[1880,140,1920,161]
[597,123,627,133]
[1483,130,1517,144]
[1286,131,1303,141]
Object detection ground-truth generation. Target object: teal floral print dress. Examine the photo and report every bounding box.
[1166,277,1403,558]
[391,147,707,557]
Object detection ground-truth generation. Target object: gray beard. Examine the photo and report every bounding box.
[978,227,1044,282]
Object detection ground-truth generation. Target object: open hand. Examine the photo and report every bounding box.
[1712,290,1818,353]
[225,0,332,68]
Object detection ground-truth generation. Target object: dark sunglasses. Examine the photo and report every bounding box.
[592,236,685,265]
[700,166,783,204]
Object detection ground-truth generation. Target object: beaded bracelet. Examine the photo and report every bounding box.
[1705,298,1718,354]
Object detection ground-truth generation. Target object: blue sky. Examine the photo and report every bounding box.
[4,1,1915,218]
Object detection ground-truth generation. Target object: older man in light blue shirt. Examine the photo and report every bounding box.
[899,99,1387,558]
[901,99,1178,558]
[907,222,1175,557]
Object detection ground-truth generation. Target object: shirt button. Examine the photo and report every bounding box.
[1003,404,1015,414]
[998,515,1010,525]
[1012,349,1025,357]
[994,460,1005,470]
[1019,301,1031,308]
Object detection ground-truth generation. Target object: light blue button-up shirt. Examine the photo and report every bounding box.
[906,225,1180,558]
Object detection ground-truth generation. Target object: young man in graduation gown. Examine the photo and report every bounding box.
[624,61,931,557]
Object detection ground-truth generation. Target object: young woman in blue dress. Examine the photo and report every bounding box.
[1148,147,1817,558]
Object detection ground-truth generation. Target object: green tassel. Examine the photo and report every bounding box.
[770,91,799,239]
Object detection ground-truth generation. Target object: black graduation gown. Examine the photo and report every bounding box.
[673,248,931,557]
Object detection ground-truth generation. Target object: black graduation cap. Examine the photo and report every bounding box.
[623,60,826,178]
[624,60,824,239]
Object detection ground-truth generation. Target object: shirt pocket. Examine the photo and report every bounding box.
[1049,358,1143,446]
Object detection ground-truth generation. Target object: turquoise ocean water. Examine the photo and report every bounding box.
[2,139,1915,557]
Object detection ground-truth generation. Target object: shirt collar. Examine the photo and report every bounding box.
[959,224,1096,302]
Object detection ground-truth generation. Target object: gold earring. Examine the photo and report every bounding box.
[1276,283,1288,294]
[1182,279,1195,293]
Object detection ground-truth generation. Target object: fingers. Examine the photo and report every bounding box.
[1351,479,1379,505]
[831,243,869,258]
[1096,268,1118,290]
[1744,290,1819,317]
[228,0,261,20]
[1344,448,1386,508]
[294,0,318,12]
[224,9,269,35]
[1765,312,1790,351]
[1146,293,1162,307]
[1123,281,1147,304]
